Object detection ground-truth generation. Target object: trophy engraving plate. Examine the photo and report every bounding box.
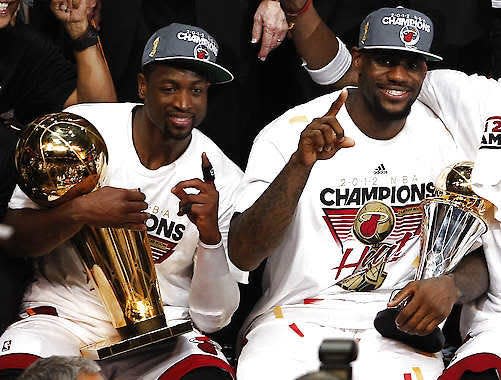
[81,321,193,360]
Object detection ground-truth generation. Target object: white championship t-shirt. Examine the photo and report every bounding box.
[9,102,244,336]
[235,89,462,333]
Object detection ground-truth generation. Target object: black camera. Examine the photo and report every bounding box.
[297,339,357,380]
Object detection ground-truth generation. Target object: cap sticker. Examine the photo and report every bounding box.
[149,37,160,58]
[176,29,219,56]
[194,44,210,60]
[400,25,420,47]
[360,21,369,45]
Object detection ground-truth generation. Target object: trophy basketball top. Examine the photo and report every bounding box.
[432,161,488,219]
[15,112,108,208]
[435,161,475,196]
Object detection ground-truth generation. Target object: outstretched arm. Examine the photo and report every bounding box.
[282,0,357,88]
[388,247,489,336]
[229,90,354,271]
[50,0,116,105]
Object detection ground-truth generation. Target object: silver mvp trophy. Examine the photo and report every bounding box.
[374,161,490,353]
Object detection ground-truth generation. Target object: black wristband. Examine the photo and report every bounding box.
[70,25,99,52]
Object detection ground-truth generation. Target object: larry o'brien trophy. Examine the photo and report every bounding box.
[374,161,489,353]
[15,112,191,360]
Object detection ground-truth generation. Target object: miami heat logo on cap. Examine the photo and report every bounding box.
[400,25,420,47]
[352,200,395,245]
[194,44,210,60]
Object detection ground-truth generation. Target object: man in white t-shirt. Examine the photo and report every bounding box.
[228,6,491,380]
[0,23,244,380]
[277,2,501,379]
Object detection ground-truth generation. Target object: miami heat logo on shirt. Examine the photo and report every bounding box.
[323,201,422,292]
[352,201,395,245]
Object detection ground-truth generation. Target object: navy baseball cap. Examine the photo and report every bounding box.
[358,7,442,61]
[142,23,234,84]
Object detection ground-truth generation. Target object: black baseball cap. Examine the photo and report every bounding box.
[358,7,442,61]
[142,23,234,84]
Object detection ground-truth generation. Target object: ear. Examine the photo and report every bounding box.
[10,1,21,26]
[137,73,146,100]
[351,47,363,71]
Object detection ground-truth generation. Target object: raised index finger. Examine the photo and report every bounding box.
[324,89,348,117]
[201,152,215,183]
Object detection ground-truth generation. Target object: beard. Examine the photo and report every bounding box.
[163,127,192,141]
[359,85,417,122]
[369,98,413,121]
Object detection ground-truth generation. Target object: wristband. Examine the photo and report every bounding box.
[70,25,99,52]
[198,239,223,250]
[280,0,312,18]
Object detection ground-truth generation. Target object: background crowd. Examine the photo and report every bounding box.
[14,0,501,168]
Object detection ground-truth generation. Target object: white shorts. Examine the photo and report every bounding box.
[0,314,234,380]
[237,318,444,380]
[440,327,501,379]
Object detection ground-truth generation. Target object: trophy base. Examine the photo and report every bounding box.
[374,308,445,353]
[80,320,193,360]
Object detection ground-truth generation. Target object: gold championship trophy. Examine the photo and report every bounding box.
[15,112,192,360]
[374,161,489,353]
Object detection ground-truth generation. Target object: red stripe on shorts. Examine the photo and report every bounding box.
[439,353,501,380]
[158,354,235,380]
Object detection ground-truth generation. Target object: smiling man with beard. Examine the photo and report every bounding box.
[228,7,489,380]
[0,23,243,380]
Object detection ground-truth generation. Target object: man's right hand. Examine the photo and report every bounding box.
[252,0,288,61]
[50,0,96,39]
[71,186,149,230]
[295,89,354,167]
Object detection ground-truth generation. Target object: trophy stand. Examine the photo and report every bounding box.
[74,226,193,360]
[81,320,193,360]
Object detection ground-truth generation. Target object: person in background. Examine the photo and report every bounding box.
[0,0,115,339]
[19,356,104,380]
[0,0,115,215]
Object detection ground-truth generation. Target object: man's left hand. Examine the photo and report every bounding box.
[171,153,221,245]
[388,275,460,336]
